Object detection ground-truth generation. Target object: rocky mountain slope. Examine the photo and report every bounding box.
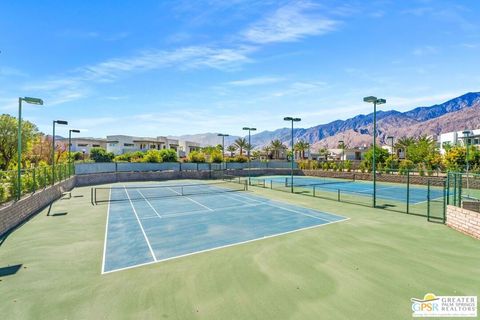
[173,92,480,150]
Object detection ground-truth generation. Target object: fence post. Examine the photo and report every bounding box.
[406,170,410,214]
[427,180,431,221]
[313,185,316,197]
[443,179,447,224]
[32,168,36,193]
[446,173,450,205]
[458,174,462,206]
[337,189,340,201]
[43,166,47,188]
[453,174,457,206]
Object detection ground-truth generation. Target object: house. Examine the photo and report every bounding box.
[439,129,480,155]
[106,135,199,157]
[57,137,107,155]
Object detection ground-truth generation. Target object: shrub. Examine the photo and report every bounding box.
[234,155,248,163]
[210,150,223,163]
[187,151,206,163]
[159,149,178,162]
[143,150,162,163]
[90,148,114,163]
[344,160,352,172]
[322,162,329,171]
[398,160,415,175]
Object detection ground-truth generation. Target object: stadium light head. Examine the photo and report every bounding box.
[363,96,377,103]
[217,133,229,137]
[55,120,68,125]
[22,97,43,105]
[70,129,81,133]
[377,98,386,105]
[243,127,256,131]
[293,118,301,122]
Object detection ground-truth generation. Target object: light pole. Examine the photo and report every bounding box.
[17,97,43,200]
[363,96,386,207]
[242,127,256,184]
[217,133,229,170]
[69,129,81,176]
[284,117,301,193]
[52,120,68,185]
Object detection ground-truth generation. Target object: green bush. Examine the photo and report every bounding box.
[344,160,352,172]
[234,155,248,163]
[143,150,162,163]
[187,151,206,163]
[159,149,178,162]
[209,150,223,163]
[398,160,415,175]
[90,148,114,163]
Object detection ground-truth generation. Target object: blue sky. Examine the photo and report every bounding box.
[1,0,479,138]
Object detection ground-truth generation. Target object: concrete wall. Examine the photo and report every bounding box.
[0,177,76,237]
[446,205,480,240]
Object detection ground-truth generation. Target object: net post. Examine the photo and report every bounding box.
[313,185,316,197]
[244,179,248,191]
[337,189,340,201]
[270,180,273,189]
[181,186,184,196]
[285,177,288,187]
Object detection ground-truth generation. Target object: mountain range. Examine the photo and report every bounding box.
[172,92,480,150]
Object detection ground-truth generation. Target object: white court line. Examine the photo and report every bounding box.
[102,217,350,274]
[137,189,162,218]
[166,187,213,212]
[101,188,112,274]
[218,191,342,222]
[140,202,265,221]
[123,186,157,263]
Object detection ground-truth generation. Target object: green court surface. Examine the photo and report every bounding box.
[1,181,479,320]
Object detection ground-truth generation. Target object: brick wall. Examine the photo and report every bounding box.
[446,205,480,240]
[0,177,76,236]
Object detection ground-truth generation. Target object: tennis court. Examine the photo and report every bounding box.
[97,180,348,273]
[249,175,445,204]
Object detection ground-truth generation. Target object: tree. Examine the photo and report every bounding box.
[226,145,237,157]
[361,146,390,169]
[28,134,53,165]
[395,136,415,160]
[0,114,39,170]
[294,140,310,159]
[262,145,272,159]
[318,148,330,161]
[270,139,286,159]
[90,148,114,162]
[234,138,248,156]
[407,136,437,165]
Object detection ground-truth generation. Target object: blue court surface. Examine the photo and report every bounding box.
[102,181,347,273]
[250,175,444,204]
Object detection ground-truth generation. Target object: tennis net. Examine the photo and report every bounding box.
[285,175,355,187]
[92,180,247,204]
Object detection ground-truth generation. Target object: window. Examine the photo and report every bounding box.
[150,145,156,149]
[109,143,117,147]
[124,143,134,147]
[77,143,88,147]
[92,144,100,147]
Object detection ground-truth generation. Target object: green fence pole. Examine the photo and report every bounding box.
[446,173,450,205]
[458,174,462,206]
[337,189,340,201]
[427,179,431,221]
[32,168,36,193]
[406,170,410,214]
[453,174,457,206]
[443,180,447,224]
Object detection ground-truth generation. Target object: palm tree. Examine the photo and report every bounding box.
[270,139,286,160]
[294,140,310,159]
[226,145,237,157]
[262,145,272,159]
[319,147,330,161]
[234,138,248,156]
[395,136,415,160]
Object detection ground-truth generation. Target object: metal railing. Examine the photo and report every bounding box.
[0,163,75,204]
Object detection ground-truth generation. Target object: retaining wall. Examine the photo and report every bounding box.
[446,205,480,240]
[0,177,76,236]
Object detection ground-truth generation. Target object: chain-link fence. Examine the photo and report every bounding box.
[0,163,75,204]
